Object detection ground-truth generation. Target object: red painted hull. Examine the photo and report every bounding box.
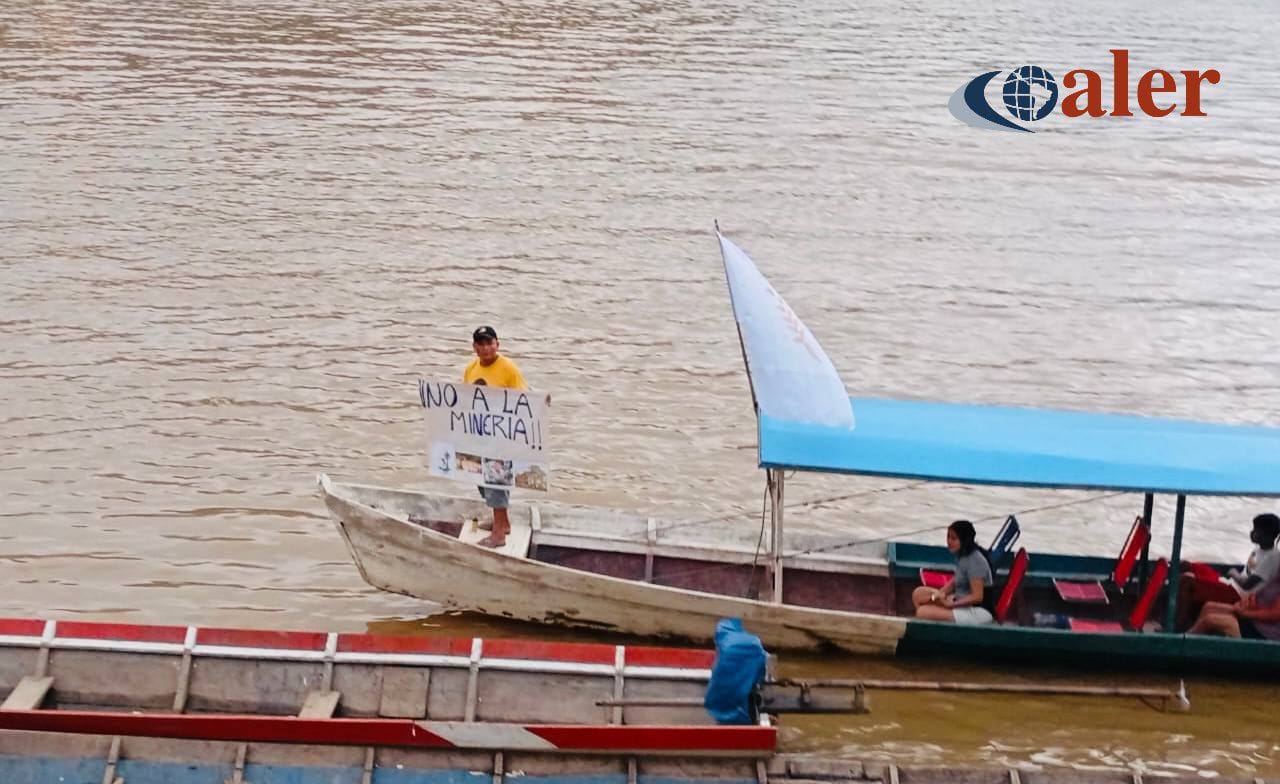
[0,710,775,754]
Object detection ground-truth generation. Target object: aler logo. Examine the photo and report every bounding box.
[950,49,1221,133]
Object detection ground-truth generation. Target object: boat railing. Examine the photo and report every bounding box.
[535,526,889,576]
[0,619,712,681]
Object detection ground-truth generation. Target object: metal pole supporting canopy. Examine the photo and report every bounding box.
[769,469,784,604]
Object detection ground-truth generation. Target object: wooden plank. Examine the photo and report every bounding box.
[644,518,657,583]
[229,743,247,784]
[533,529,888,576]
[459,516,532,558]
[299,690,341,718]
[464,638,482,722]
[529,506,542,559]
[491,751,503,784]
[35,620,55,678]
[0,709,779,754]
[172,626,196,713]
[321,632,338,690]
[611,646,625,726]
[378,668,430,718]
[1,676,53,711]
[100,735,121,784]
[503,521,533,559]
[786,759,864,779]
[760,685,868,714]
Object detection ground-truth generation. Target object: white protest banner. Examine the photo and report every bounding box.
[419,378,550,492]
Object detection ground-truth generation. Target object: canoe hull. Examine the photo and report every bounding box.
[0,616,776,780]
[0,617,738,731]
[321,476,907,655]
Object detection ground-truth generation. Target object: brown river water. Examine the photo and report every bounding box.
[2,0,1278,776]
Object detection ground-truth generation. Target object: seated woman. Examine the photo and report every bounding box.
[1177,513,1280,630]
[912,520,994,625]
[1188,570,1280,641]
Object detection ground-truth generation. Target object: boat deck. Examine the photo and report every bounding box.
[457,514,534,558]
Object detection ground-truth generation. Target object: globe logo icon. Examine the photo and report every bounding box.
[1001,65,1058,122]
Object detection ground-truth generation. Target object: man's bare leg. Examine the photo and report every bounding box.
[479,507,510,548]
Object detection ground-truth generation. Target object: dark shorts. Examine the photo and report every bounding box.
[477,486,510,509]
[1239,618,1264,640]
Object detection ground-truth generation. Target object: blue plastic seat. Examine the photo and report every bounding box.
[987,515,1021,571]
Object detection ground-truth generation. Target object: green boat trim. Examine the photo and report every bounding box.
[898,618,1280,676]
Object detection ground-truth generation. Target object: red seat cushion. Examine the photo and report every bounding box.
[994,548,1029,624]
[1111,518,1151,588]
[1067,617,1124,634]
[1126,558,1169,632]
[1186,561,1222,583]
[919,569,953,589]
[1053,579,1110,604]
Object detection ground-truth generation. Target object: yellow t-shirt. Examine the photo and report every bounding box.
[463,355,528,390]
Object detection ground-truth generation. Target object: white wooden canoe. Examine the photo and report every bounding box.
[317,475,908,655]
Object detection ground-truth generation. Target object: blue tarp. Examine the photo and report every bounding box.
[703,618,767,725]
[759,398,1280,497]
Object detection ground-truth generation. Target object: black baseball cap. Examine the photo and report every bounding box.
[472,326,498,342]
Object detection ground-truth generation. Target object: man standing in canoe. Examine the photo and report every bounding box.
[463,325,528,548]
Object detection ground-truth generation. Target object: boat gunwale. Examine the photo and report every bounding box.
[0,709,777,756]
[0,617,715,679]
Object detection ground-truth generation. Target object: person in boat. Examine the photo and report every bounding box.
[1187,569,1280,641]
[912,520,994,624]
[1175,512,1280,630]
[462,325,528,548]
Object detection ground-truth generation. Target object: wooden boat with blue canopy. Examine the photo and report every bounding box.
[319,229,1280,677]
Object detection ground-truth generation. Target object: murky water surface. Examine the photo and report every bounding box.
[2,0,1278,775]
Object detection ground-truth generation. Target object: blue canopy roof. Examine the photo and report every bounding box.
[760,398,1280,497]
[717,231,1280,497]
